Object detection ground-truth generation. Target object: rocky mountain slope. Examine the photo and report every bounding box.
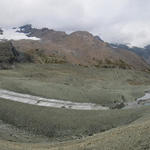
[111,43,150,65]
[0,24,150,71]
[0,41,31,69]
[0,41,18,69]
[11,25,149,71]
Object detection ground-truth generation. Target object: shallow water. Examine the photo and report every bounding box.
[124,92,150,109]
[137,93,150,104]
[0,89,109,110]
[0,89,150,110]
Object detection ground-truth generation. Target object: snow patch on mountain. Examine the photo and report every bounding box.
[0,28,40,41]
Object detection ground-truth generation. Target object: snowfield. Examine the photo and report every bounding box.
[0,28,40,41]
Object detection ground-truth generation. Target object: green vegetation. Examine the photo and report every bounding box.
[0,42,17,69]
[0,99,150,150]
[0,64,150,149]
[0,64,150,107]
[0,120,49,143]
[0,98,149,139]
[26,49,67,64]
[0,42,14,63]
[95,59,132,69]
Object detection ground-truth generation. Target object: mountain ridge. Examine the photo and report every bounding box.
[111,43,150,65]
[0,24,149,71]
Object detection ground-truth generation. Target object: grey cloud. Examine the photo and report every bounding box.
[0,0,150,47]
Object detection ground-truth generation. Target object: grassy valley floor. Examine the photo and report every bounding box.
[0,104,150,150]
[0,64,150,149]
[0,63,150,107]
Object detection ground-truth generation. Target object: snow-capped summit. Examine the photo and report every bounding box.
[0,26,40,41]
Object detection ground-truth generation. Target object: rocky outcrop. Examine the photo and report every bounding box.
[0,28,3,35]
[17,24,32,34]
[0,41,17,69]
[18,24,67,42]
[0,41,31,69]
[110,102,125,109]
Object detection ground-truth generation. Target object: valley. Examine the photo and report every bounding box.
[0,63,150,149]
[0,25,150,150]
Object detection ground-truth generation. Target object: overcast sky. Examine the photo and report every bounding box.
[0,0,150,47]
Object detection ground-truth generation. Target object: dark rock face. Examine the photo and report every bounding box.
[0,42,17,69]
[0,42,17,62]
[18,24,67,42]
[94,36,104,42]
[110,102,125,109]
[110,43,150,65]
[18,24,32,34]
[28,28,67,41]
[0,41,31,69]
[0,28,3,35]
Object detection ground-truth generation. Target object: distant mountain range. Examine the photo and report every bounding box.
[110,43,150,65]
[0,24,150,71]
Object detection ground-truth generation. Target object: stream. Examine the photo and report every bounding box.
[0,89,149,110]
